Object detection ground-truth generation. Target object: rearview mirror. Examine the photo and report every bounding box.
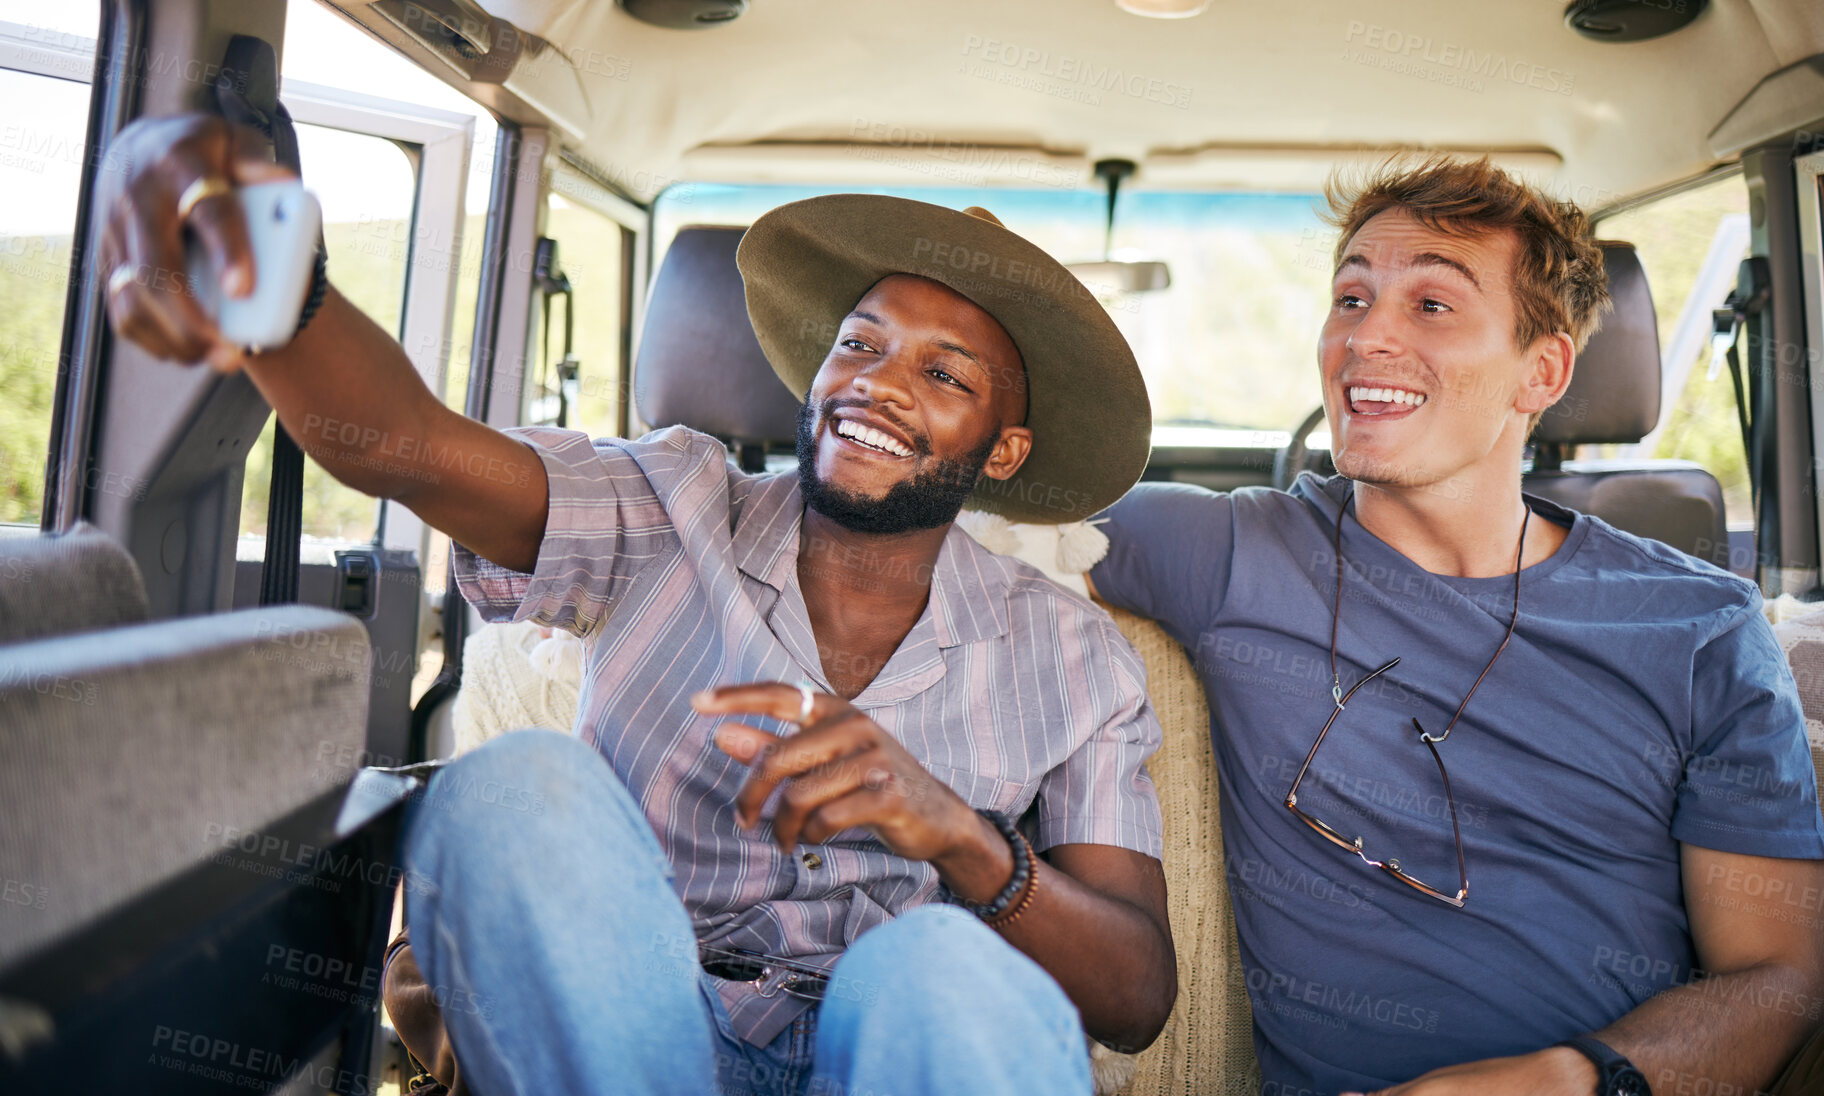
[1066,259,1172,295]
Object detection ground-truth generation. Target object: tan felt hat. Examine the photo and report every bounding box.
[735,194,1153,525]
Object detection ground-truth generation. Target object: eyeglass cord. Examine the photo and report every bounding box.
[1329,489,1529,745]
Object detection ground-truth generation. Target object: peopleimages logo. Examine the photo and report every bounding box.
[1342,21,1575,96]
[958,34,1193,110]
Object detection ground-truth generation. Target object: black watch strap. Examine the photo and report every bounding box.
[1555,1035,1651,1096]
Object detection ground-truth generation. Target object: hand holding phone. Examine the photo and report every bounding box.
[186,180,323,351]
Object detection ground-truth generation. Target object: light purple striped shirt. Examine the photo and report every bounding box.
[453,425,1163,1045]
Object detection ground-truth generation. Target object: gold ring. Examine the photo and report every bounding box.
[106,264,138,298]
[175,175,233,222]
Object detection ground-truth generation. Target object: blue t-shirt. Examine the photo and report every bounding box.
[1091,474,1824,1095]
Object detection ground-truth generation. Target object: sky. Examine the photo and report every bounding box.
[0,0,498,235]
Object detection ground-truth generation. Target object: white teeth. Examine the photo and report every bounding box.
[835,419,911,457]
[1347,386,1426,408]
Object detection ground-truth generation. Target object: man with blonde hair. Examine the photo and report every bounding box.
[1091,157,1824,1095]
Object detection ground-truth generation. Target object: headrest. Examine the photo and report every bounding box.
[0,522,148,646]
[632,225,803,445]
[1533,242,1660,446]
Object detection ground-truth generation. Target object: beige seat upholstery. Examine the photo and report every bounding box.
[1766,609,1824,824]
[1103,607,1259,1095]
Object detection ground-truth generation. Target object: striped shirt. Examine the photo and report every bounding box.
[453,425,1163,1046]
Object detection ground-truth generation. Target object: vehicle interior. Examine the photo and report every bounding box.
[3,0,1824,1092]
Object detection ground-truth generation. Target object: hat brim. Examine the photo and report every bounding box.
[735,194,1152,525]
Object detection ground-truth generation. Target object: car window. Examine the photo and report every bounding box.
[273,0,502,617]
[1596,174,1753,525]
[529,183,627,436]
[655,182,1331,437]
[235,124,415,544]
[0,5,98,525]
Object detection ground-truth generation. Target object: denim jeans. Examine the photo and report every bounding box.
[401,729,1093,1096]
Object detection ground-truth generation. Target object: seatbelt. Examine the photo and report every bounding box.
[1709,256,1770,499]
[211,35,312,606]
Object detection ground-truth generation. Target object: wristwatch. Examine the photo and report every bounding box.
[1555,1035,1651,1096]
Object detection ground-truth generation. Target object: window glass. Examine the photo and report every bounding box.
[1597,175,1753,524]
[531,190,626,436]
[275,0,501,605]
[237,124,414,543]
[0,8,96,525]
[280,0,498,418]
[654,183,1331,436]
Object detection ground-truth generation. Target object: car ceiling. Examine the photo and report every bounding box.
[343,0,1824,207]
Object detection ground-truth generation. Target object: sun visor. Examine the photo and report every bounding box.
[1708,53,1824,158]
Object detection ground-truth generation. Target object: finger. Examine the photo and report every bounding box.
[712,723,781,829]
[99,209,178,359]
[731,711,875,827]
[799,788,901,846]
[712,722,779,766]
[772,750,881,850]
[182,178,254,299]
[97,228,169,360]
[111,263,206,362]
[120,172,219,360]
[190,122,294,299]
[691,683,842,725]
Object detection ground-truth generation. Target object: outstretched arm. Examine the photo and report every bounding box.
[99,113,548,572]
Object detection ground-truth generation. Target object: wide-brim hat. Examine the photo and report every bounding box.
[735,194,1152,525]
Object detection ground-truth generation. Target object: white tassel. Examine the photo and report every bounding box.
[528,630,583,688]
[1055,519,1110,574]
[1088,1039,1139,1094]
[954,509,1022,556]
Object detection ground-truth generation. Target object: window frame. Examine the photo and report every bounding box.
[542,156,647,437]
[1591,171,1754,474]
[1793,147,1824,567]
[0,8,132,532]
[280,77,476,564]
[6,8,491,581]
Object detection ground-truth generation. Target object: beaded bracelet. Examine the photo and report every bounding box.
[961,809,1038,927]
[292,243,329,339]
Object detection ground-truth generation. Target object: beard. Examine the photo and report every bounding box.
[795,399,997,535]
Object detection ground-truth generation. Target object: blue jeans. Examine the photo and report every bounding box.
[401,730,1093,1096]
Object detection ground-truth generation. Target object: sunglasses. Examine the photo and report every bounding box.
[1282,656,1470,908]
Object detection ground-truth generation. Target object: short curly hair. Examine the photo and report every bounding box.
[1324,155,1612,431]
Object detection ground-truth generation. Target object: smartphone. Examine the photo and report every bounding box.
[185,180,323,351]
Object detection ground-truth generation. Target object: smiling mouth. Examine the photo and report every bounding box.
[832,418,914,458]
[1346,385,1428,415]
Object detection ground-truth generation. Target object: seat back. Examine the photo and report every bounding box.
[1105,608,1260,1095]
[633,224,802,469]
[1523,242,1730,567]
[0,522,150,645]
[1768,609,1824,824]
[0,525,399,1093]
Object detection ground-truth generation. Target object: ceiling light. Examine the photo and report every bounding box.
[1115,0,1211,17]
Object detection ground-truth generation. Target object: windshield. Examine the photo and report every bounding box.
[655,183,1331,435]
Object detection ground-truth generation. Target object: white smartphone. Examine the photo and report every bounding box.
[186,180,323,351]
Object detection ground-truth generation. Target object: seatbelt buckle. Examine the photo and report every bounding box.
[1707,305,1738,381]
